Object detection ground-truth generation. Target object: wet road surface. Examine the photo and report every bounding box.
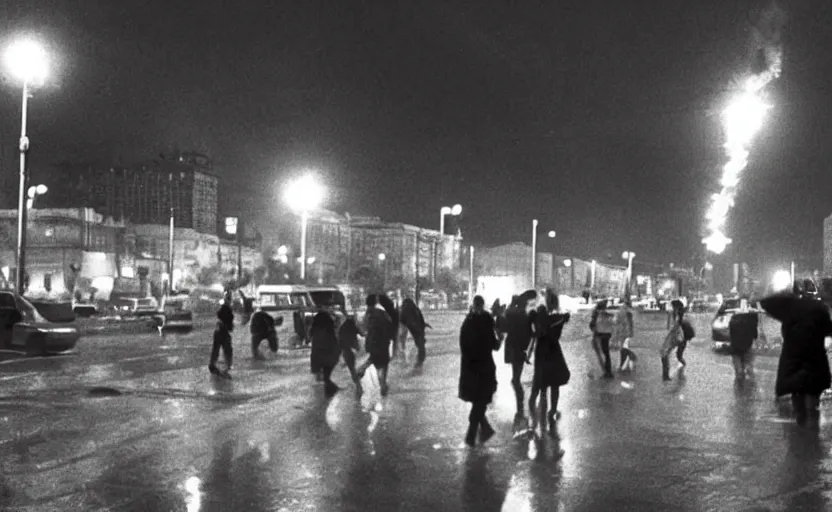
[1,311,830,511]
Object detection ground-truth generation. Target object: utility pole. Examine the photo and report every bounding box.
[167,208,174,295]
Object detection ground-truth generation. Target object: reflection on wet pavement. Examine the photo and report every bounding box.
[0,312,831,510]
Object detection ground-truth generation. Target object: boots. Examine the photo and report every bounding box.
[479,417,495,444]
[465,421,477,447]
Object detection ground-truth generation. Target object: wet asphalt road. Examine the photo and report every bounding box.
[0,310,830,511]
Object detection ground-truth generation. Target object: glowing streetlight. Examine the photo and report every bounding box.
[26,183,47,209]
[6,37,50,294]
[284,174,325,280]
[772,270,791,292]
[547,230,556,239]
[378,253,388,288]
[439,204,462,235]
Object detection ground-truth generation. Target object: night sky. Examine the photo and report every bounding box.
[1,0,831,272]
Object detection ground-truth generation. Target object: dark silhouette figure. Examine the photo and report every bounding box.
[459,295,500,447]
[761,292,832,428]
[528,290,571,436]
[310,309,341,397]
[503,295,534,421]
[399,297,430,367]
[356,294,393,396]
[249,309,277,360]
[209,304,234,378]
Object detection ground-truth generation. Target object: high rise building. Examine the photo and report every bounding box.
[38,152,218,234]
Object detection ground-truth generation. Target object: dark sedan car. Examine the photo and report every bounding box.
[0,291,80,355]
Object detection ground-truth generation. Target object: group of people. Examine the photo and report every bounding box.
[206,293,431,398]
[457,288,832,447]
[459,289,571,446]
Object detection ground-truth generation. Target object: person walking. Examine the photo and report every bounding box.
[208,304,234,379]
[527,290,571,437]
[761,292,832,427]
[612,298,635,372]
[356,294,393,396]
[659,300,689,381]
[337,314,363,395]
[249,308,278,360]
[503,294,534,424]
[399,297,430,368]
[459,295,500,447]
[728,299,758,382]
[310,308,341,397]
[589,300,615,378]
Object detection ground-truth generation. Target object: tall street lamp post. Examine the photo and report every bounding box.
[6,38,49,294]
[436,204,462,282]
[285,174,325,281]
[378,253,387,289]
[622,251,636,297]
[531,221,555,289]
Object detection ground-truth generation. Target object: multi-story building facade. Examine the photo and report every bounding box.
[0,208,127,300]
[293,210,461,289]
[37,152,218,234]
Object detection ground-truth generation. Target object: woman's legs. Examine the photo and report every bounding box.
[466,401,488,446]
[528,383,541,433]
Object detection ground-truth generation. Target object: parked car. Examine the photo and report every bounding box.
[711,298,760,351]
[161,295,193,332]
[113,297,161,318]
[0,291,80,355]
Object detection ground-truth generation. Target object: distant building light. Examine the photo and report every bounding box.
[121,267,135,278]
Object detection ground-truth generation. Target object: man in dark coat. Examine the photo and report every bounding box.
[310,309,341,397]
[503,295,534,422]
[761,292,832,427]
[337,315,363,395]
[250,309,278,360]
[399,297,430,368]
[209,304,234,379]
[728,300,758,382]
[356,294,394,396]
[459,295,500,447]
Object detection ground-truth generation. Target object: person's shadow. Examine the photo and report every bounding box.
[460,451,512,512]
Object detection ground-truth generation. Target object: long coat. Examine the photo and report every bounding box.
[458,310,500,404]
[503,305,533,364]
[364,306,393,367]
[310,311,340,373]
[761,293,832,397]
[531,309,571,388]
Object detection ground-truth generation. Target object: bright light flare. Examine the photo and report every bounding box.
[5,38,49,85]
[772,270,792,292]
[285,174,325,212]
[702,86,771,255]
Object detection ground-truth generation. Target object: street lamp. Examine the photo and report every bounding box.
[531,221,555,289]
[378,253,387,289]
[285,174,325,281]
[439,204,462,236]
[26,183,47,209]
[622,251,636,297]
[6,37,49,294]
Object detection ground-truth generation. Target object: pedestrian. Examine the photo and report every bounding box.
[503,294,534,424]
[209,304,234,379]
[528,290,571,437]
[377,293,400,359]
[356,294,393,396]
[659,299,690,381]
[399,297,430,368]
[760,292,832,427]
[250,308,278,360]
[612,298,636,372]
[310,308,341,397]
[337,314,363,395]
[458,295,500,447]
[728,299,758,382]
[589,300,615,378]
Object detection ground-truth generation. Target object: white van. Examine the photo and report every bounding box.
[255,285,346,346]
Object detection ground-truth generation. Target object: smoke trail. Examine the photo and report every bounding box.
[702,1,786,254]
